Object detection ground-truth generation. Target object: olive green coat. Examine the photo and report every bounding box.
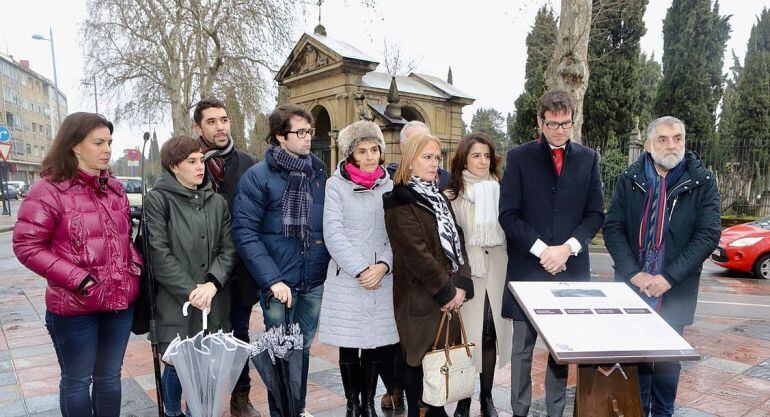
[145,171,237,353]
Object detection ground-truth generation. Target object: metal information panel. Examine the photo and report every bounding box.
[508,281,700,364]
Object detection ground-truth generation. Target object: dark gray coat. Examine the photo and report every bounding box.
[603,151,721,326]
[145,171,237,353]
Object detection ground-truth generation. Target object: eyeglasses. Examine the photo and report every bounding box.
[543,120,574,130]
[287,128,316,139]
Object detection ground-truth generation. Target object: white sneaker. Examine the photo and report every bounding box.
[299,410,314,417]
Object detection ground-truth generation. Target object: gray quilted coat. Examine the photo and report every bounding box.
[317,164,399,348]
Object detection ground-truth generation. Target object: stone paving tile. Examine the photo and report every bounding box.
[12,355,58,371]
[119,378,157,415]
[15,366,59,385]
[700,357,753,374]
[705,375,770,407]
[743,360,770,381]
[0,398,27,417]
[19,377,59,398]
[0,385,21,403]
[0,372,16,387]
[672,406,718,417]
[23,393,58,415]
[686,393,753,417]
[731,321,770,343]
[6,346,53,359]
[741,408,770,417]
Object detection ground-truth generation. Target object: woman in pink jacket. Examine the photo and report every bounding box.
[13,112,141,417]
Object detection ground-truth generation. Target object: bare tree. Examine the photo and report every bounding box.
[545,0,592,144]
[81,0,301,135]
[379,39,421,76]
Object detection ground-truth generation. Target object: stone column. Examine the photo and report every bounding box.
[628,116,642,167]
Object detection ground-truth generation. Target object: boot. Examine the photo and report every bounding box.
[340,360,362,417]
[391,388,406,414]
[479,394,498,417]
[230,386,262,417]
[381,392,394,410]
[453,398,471,417]
[360,359,380,417]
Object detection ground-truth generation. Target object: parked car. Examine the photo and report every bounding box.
[17,184,30,198]
[711,216,770,279]
[116,176,144,220]
[1,184,18,200]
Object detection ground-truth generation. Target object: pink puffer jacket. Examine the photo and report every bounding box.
[13,170,142,316]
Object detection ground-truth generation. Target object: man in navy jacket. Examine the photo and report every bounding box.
[499,90,604,417]
[604,117,720,417]
[232,104,330,417]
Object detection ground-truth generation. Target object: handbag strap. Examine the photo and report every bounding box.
[432,310,449,351]
[456,309,472,358]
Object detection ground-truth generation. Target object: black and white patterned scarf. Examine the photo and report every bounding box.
[408,175,465,273]
[269,146,315,248]
[199,136,235,193]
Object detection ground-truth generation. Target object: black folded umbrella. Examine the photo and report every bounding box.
[251,296,304,417]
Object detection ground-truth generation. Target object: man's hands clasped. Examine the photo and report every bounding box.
[540,244,571,275]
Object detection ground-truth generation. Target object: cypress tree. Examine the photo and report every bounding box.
[512,6,557,143]
[582,0,648,153]
[654,0,730,154]
[637,52,662,135]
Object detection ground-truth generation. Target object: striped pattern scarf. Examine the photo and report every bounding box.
[409,175,465,273]
[638,153,685,309]
[269,146,315,248]
[199,137,234,193]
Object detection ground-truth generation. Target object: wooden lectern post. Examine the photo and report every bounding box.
[574,364,643,417]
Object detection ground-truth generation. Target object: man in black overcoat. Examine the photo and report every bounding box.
[499,90,604,417]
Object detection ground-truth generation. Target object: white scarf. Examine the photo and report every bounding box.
[460,170,506,276]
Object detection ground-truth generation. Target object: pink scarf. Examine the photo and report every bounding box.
[345,162,384,189]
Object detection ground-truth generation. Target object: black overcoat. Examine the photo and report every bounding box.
[499,137,605,320]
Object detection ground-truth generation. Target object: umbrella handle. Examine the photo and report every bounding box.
[182,301,209,330]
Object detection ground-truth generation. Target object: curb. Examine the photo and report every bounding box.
[0,225,14,233]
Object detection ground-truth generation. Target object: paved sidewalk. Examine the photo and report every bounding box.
[0,256,769,416]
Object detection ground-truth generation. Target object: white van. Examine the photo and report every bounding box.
[116,176,144,220]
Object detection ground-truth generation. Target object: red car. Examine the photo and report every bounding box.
[711,216,770,279]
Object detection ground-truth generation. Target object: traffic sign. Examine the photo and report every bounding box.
[0,143,11,161]
[0,126,10,143]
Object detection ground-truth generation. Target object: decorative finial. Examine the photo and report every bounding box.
[314,0,326,35]
[447,66,453,85]
[385,76,401,119]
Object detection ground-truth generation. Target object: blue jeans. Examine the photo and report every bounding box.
[638,324,685,417]
[161,365,190,417]
[231,300,254,390]
[261,285,323,414]
[44,306,134,417]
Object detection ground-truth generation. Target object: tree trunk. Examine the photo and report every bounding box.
[545,0,592,144]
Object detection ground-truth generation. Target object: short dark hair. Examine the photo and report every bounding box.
[161,136,202,171]
[538,90,574,120]
[41,112,114,182]
[267,104,313,146]
[193,99,227,125]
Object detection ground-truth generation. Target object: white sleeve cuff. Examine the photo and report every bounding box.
[565,237,582,256]
[530,239,548,258]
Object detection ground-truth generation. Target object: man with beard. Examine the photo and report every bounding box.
[193,98,261,417]
[603,116,720,417]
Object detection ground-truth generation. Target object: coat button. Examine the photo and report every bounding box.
[201,263,206,268]
[552,187,557,193]
[201,235,205,239]
[554,209,559,214]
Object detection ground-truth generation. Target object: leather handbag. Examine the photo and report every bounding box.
[421,309,476,406]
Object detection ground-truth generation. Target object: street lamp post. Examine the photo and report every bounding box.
[31,28,58,88]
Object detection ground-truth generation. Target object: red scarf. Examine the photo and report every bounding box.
[345,163,383,189]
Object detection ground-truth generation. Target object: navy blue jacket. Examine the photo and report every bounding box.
[499,138,605,320]
[231,151,330,293]
[603,151,720,326]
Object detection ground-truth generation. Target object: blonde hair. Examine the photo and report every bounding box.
[394,133,442,186]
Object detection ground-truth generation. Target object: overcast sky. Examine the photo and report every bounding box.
[2,0,767,158]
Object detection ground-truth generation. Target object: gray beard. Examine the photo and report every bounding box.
[650,149,684,171]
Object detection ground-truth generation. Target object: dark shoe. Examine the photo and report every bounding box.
[392,388,406,414]
[479,394,499,417]
[426,406,449,417]
[340,360,362,417]
[453,398,471,417]
[230,387,262,417]
[360,360,380,417]
[381,392,394,410]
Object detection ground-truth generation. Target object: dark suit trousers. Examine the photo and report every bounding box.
[510,319,568,417]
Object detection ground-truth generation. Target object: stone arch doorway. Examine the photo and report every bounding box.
[311,105,331,170]
[401,106,425,123]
